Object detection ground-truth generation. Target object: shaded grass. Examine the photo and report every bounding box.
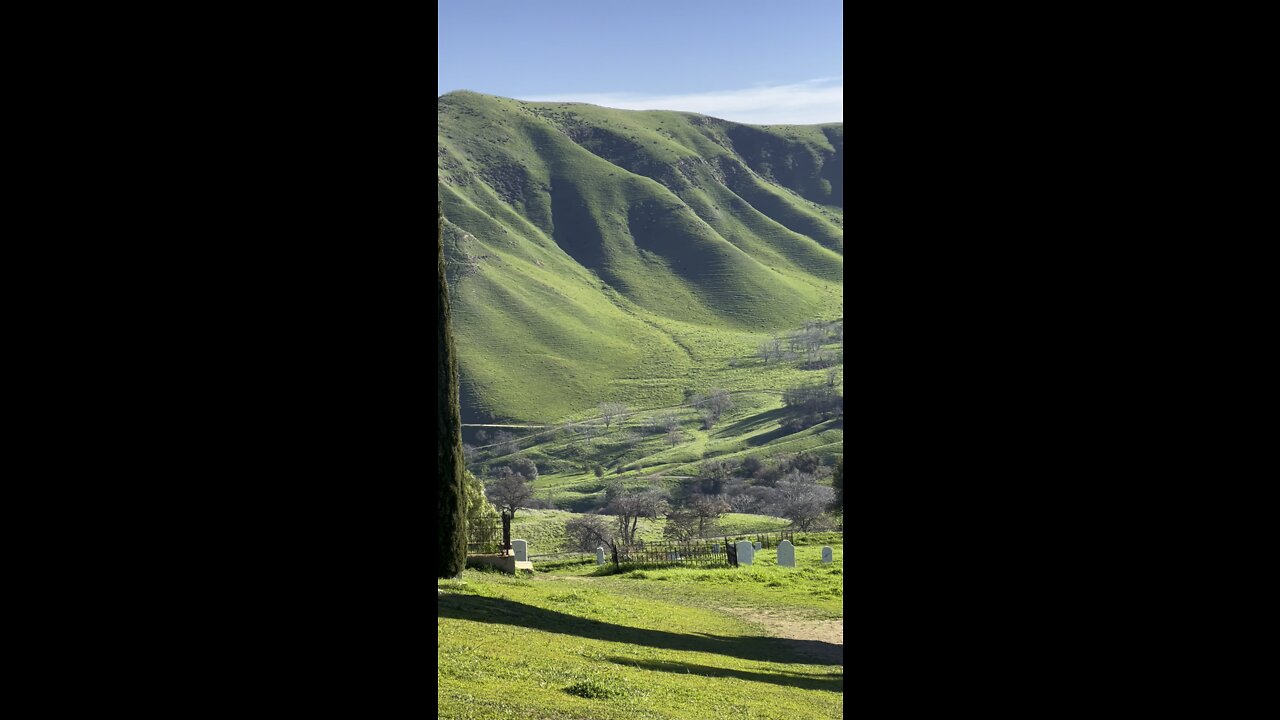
[437,553,843,719]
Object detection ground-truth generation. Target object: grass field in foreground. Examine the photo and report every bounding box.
[438,542,843,719]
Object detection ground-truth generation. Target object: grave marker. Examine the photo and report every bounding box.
[597,546,605,565]
[822,546,833,564]
[512,539,528,562]
[736,540,754,565]
[777,540,796,567]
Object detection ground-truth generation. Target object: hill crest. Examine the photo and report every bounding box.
[439,91,842,423]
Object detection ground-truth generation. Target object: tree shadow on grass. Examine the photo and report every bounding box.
[714,407,791,438]
[437,594,842,666]
[603,656,843,693]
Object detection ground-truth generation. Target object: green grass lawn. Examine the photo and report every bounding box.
[438,539,844,719]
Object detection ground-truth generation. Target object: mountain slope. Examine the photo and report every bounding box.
[438,91,843,423]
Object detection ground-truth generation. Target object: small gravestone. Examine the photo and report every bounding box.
[513,539,528,562]
[822,546,833,564]
[712,544,719,552]
[777,540,796,567]
[754,541,762,551]
[736,540,754,565]
[596,546,605,565]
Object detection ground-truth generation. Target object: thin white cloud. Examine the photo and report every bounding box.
[519,79,842,125]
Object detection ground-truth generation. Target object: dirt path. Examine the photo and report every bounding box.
[540,575,842,665]
[717,606,844,665]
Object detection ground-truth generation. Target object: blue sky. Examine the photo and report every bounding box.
[438,0,843,125]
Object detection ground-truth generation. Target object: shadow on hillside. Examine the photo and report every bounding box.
[437,594,842,667]
[745,416,844,447]
[603,657,843,692]
[744,425,796,447]
[715,407,791,438]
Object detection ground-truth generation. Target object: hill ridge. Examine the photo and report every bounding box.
[439,91,842,423]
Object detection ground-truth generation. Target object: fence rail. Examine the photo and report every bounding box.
[521,524,817,558]
[614,529,796,568]
[618,542,731,567]
[466,515,510,555]
[515,527,843,563]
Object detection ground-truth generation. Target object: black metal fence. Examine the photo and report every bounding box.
[466,515,511,555]
[505,525,833,564]
[614,530,796,568]
[618,541,730,568]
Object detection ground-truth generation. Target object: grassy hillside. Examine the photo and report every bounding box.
[438,91,843,424]
[467,319,843,512]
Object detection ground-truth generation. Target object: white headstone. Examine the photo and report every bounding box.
[777,540,796,567]
[736,540,754,565]
[822,546,833,564]
[596,546,605,565]
[753,541,762,551]
[513,539,528,562]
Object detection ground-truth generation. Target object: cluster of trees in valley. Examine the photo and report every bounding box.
[461,372,841,479]
[753,319,843,369]
[561,452,844,561]
[477,448,844,558]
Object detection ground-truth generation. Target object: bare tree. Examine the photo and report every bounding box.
[485,467,533,520]
[686,493,730,537]
[581,420,602,446]
[692,388,733,429]
[662,510,700,542]
[565,515,618,567]
[492,430,518,456]
[726,485,776,514]
[826,367,841,388]
[657,411,680,432]
[757,342,773,365]
[607,481,669,546]
[757,335,783,364]
[708,388,735,416]
[774,477,834,530]
[693,458,737,496]
[666,427,685,447]
[599,402,629,429]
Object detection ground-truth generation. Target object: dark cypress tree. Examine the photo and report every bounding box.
[438,202,467,577]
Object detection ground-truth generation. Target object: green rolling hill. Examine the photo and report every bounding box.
[439,91,843,430]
